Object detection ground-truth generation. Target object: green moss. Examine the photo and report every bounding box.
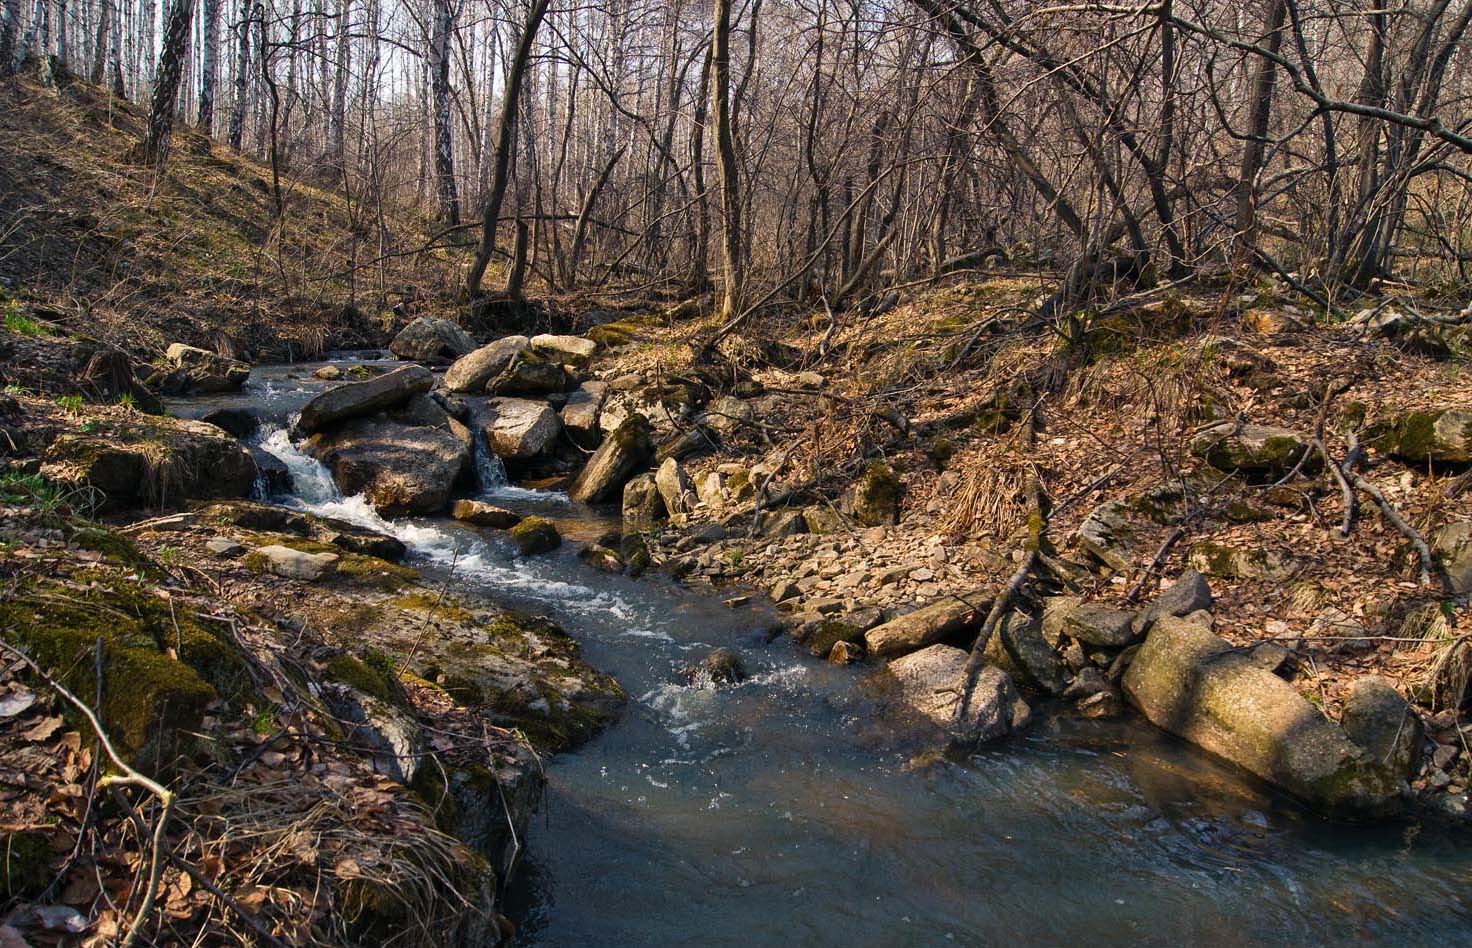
[928,437,956,467]
[3,830,53,899]
[850,461,901,526]
[508,516,561,555]
[390,592,473,625]
[325,653,399,705]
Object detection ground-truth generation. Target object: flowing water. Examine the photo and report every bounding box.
[183,361,1472,948]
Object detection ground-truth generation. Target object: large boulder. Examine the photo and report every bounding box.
[530,334,598,366]
[41,416,257,510]
[1122,615,1402,816]
[622,473,666,528]
[1191,422,1315,478]
[864,591,990,659]
[844,461,901,526]
[294,365,434,436]
[1340,676,1422,780]
[508,516,561,555]
[983,611,1065,694]
[477,398,561,460]
[442,336,530,393]
[886,644,1031,745]
[1372,408,1472,464]
[308,418,468,515]
[1433,522,1472,595]
[389,317,475,363]
[569,413,654,503]
[487,354,567,396]
[151,343,250,395]
[560,381,607,448]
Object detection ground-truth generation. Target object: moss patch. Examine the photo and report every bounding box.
[390,592,474,625]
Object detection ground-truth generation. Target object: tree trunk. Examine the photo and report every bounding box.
[1231,0,1287,268]
[196,0,218,131]
[428,0,458,223]
[710,0,742,320]
[465,0,549,296]
[0,0,20,76]
[140,0,197,166]
[327,0,349,180]
[226,0,255,150]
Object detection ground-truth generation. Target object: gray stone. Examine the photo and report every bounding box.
[761,508,807,538]
[254,544,339,581]
[569,413,654,503]
[530,333,598,365]
[983,611,1066,694]
[886,644,1030,745]
[864,591,990,659]
[1135,570,1213,635]
[1433,521,1472,595]
[769,580,800,602]
[704,395,752,433]
[1191,422,1315,477]
[561,382,608,448]
[389,317,475,363]
[1075,500,1140,572]
[451,499,521,529]
[1340,676,1422,781]
[1060,602,1138,648]
[477,397,561,460]
[159,343,250,394]
[294,365,434,436]
[655,457,695,515]
[206,537,246,557]
[1123,615,1402,816]
[307,418,468,514]
[442,336,531,393]
[622,473,667,528]
[487,354,568,396]
[324,684,423,783]
[681,648,747,686]
[1375,409,1472,464]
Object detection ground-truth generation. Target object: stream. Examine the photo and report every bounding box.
[170,359,1472,948]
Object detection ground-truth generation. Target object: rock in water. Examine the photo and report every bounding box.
[442,335,530,393]
[681,648,747,686]
[622,473,666,527]
[253,544,340,581]
[530,333,598,366]
[294,365,434,436]
[1340,676,1422,780]
[886,644,1030,745]
[1122,615,1402,816]
[153,343,250,394]
[200,407,259,439]
[983,611,1065,694]
[307,418,468,515]
[389,317,475,363]
[508,516,561,555]
[1190,422,1316,478]
[452,499,522,529]
[569,413,655,503]
[864,591,990,658]
[477,398,561,460]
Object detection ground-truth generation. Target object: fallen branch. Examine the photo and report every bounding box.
[1341,433,1445,591]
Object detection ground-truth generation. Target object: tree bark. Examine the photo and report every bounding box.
[140,0,198,166]
[429,0,458,223]
[196,0,219,132]
[710,0,742,320]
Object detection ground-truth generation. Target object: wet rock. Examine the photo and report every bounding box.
[508,516,561,556]
[654,457,695,515]
[487,354,568,397]
[154,343,250,394]
[452,499,521,529]
[1432,522,1472,595]
[864,591,990,659]
[1123,615,1401,816]
[1340,676,1422,781]
[886,644,1030,745]
[578,544,625,573]
[320,523,407,562]
[389,317,474,364]
[294,365,434,436]
[844,461,901,526]
[253,544,340,580]
[829,641,864,665]
[561,381,608,448]
[1135,570,1213,636]
[529,333,598,366]
[1190,422,1315,478]
[1372,408,1472,464]
[622,473,667,528]
[200,406,259,439]
[1074,500,1140,572]
[41,416,258,510]
[569,413,654,504]
[983,611,1065,694]
[477,397,561,460]
[681,648,747,686]
[249,445,293,496]
[308,418,468,515]
[314,365,341,380]
[798,618,865,658]
[442,335,530,393]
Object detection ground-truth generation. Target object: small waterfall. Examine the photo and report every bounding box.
[473,429,510,493]
[258,427,341,505]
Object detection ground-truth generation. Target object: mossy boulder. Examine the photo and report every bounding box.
[41,416,258,510]
[621,472,666,528]
[1371,408,1472,464]
[1187,541,1295,581]
[845,461,901,526]
[1123,615,1402,817]
[1190,422,1315,479]
[0,569,251,769]
[508,516,561,555]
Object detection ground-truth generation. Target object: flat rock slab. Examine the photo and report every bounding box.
[443,335,530,393]
[864,591,991,659]
[295,365,434,436]
[530,334,598,365]
[254,544,340,581]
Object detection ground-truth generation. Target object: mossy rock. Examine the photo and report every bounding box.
[0,570,249,768]
[507,516,561,555]
[1190,423,1316,479]
[800,620,862,658]
[847,461,901,527]
[1187,541,1294,581]
[1369,409,1472,464]
[325,652,403,706]
[391,592,474,625]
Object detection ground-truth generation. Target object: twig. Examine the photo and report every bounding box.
[1340,433,1444,591]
